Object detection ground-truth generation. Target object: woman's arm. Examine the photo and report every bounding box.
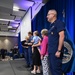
[32,40,41,47]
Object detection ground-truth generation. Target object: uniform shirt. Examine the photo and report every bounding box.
[48,20,65,53]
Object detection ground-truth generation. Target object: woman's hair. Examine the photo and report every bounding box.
[41,29,48,36]
[33,31,39,36]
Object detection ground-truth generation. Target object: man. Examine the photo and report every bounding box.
[27,32,33,70]
[1,48,6,60]
[47,9,65,75]
[21,37,30,68]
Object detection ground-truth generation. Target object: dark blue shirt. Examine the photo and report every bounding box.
[28,36,33,48]
[29,36,33,43]
[48,20,65,53]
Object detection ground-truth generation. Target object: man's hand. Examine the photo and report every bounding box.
[24,42,28,44]
[55,51,61,58]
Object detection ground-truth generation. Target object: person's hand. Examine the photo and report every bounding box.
[32,45,34,48]
[38,49,40,54]
[32,45,35,47]
[41,55,44,60]
[55,51,61,58]
[32,49,34,53]
[24,43,28,44]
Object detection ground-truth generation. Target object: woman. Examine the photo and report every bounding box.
[40,29,50,75]
[31,31,41,74]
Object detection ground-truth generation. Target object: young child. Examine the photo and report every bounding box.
[31,31,41,53]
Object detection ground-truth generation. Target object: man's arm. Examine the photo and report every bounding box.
[22,45,28,48]
[28,43,32,46]
[58,31,65,51]
[55,31,65,57]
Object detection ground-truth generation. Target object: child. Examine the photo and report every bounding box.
[31,31,41,53]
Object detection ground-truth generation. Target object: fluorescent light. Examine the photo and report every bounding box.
[13,5,19,11]
[0,19,14,22]
[8,26,12,28]
[0,18,20,23]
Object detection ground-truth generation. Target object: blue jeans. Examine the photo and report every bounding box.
[23,48,29,65]
[28,46,33,66]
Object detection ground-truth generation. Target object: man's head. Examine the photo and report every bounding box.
[47,9,57,23]
[28,31,33,37]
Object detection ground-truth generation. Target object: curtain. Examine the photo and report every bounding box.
[65,0,75,73]
[18,32,23,54]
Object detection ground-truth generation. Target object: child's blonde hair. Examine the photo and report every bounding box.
[25,36,29,40]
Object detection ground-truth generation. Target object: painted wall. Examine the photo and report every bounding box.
[0,31,18,36]
[20,8,31,41]
[0,36,18,51]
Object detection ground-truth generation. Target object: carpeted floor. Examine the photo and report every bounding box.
[0,59,42,75]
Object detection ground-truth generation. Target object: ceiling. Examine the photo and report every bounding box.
[0,0,48,33]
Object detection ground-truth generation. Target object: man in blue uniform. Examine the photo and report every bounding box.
[47,9,65,75]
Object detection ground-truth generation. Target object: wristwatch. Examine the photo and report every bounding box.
[57,50,61,52]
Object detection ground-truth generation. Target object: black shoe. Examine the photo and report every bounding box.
[28,67,33,70]
[25,65,30,68]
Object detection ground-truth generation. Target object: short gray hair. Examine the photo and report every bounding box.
[49,9,57,16]
[41,29,48,36]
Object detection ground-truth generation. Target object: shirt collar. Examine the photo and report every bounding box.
[51,19,57,24]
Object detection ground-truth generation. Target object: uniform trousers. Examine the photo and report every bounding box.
[48,53,62,75]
